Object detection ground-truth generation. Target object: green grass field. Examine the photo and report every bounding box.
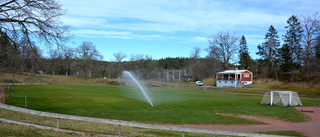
[5,85,320,125]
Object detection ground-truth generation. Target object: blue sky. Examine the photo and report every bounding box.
[58,0,319,62]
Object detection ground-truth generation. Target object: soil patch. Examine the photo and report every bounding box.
[161,107,320,137]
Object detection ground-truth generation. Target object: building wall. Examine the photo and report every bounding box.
[216,80,239,87]
[216,70,253,87]
[241,71,252,81]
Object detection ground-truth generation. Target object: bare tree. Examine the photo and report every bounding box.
[300,12,320,78]
[61,46,75,76]
[113,52,127,78]
[113,52,127,62]
[77,41,103,77]
[0,0,70,48]
[207,31,240,69]
[190,46,201,59]
[48,48,61,75]
[130,54,144,61]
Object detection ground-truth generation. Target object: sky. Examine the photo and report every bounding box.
[58,0,320,62]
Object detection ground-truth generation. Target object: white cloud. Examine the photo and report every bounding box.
[71,29,162,40]
[61,0,301,33]
[193,36,207,42]
[60,0,319,42]
[72,29,131,36]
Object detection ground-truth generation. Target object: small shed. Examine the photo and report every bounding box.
[216,68,253,88]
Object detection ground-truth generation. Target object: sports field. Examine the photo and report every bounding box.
[5,85,319,124]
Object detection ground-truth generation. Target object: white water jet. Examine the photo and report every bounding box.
[122,71,154,106]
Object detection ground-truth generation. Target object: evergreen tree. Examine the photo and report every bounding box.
[239,35,251,69]
[256,25,280,67]
[282,15,303,80]
[279,43,291,81]
[256,25,280,79]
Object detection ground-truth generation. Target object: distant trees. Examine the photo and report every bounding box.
[113,52,127,62]
[61,47,75,76]
[190,46,201,60]
[113,52,127,78]
[207,32,240,69]
[48,48,61,75]
[2,4,319,84]
[19,39,42,74]
[76,41,103,77]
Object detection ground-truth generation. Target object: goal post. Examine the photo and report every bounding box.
[261,91,302,106]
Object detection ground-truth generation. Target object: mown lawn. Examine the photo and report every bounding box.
[5,85,320,124]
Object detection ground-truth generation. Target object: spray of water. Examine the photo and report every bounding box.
[122,71,154,106]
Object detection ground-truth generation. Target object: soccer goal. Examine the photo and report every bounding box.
[261,91,302,106]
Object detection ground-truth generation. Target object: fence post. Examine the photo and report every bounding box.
[270,91,273,105]
[118,124,121,137]
[182,131,184,137]
[25,96,27,108]
[57,118,60,129]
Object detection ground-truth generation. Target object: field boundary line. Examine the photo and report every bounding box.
[0,104,287,137]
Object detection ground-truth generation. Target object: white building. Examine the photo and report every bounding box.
[216,69,253,88]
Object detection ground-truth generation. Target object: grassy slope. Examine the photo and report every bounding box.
[0,108,224,137]
[0,122,81,137]
[5,85,319,124]
[0,72,116,85]
[201,77,320,98]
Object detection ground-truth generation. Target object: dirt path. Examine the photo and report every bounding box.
[0,85,4,104]
[162,107,320,137]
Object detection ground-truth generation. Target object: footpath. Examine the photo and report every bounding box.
[162,107,320,137]
[0,103,282,137]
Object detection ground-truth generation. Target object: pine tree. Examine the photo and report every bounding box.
[239,35,251,69]
[283,15,303,80]
[257,25,280,67]
[256,25,280,79]
[279,43,291,81]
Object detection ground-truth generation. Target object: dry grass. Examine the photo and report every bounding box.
[202,76,216,86]
[0,108,224,137]
[0,122,82,137]
[0,72,117,85]
[251,78,320,98]
[200,77,320,98]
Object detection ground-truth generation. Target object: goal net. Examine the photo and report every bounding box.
[261,91,302,106]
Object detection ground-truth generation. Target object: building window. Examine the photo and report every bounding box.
[244,74,249,77]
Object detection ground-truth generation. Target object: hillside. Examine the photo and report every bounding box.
[0,72,116,85]
[1,72,319,98]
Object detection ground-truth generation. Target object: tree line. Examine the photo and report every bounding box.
[1,0,319,83]
[256,14,320,82]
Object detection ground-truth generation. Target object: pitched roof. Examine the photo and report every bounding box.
[217,70,251,74]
